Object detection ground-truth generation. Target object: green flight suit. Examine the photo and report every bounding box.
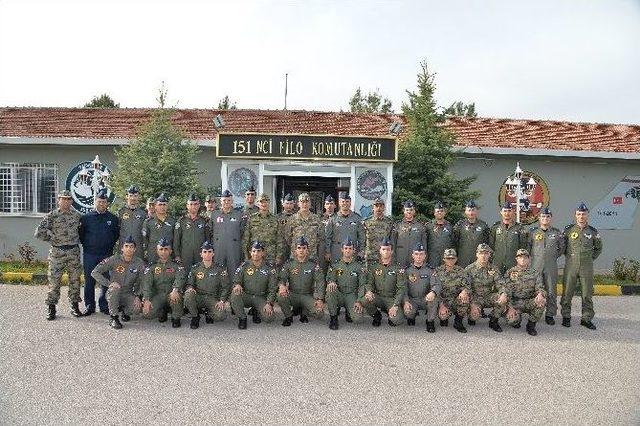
[404,264,441,321]
[277,259,325,319]
[229,260,278,321]
[502,266,546,324]
[142,215,177,264]
[183,262,230,322]
[142,260,185,320]
[363,262,407,325]
[173,215,210,273]
[489,221,529,274]
[529,226,564,317]
[452,219,490,268]
[117,205,146,259]
[392,219,427,268]
[326,211,365,262]
[425,220,454,268]
[91,254,145,316]
[325,259,367,322]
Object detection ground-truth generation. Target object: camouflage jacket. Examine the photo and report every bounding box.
[362,215,394,262]
[433,265,470,300]
[501,266,545,301]
[464,261,502,299]
[34,208,82,246]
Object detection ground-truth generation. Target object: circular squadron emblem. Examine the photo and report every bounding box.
[357,170,387,201]
[498,170,550,226]
[228,167,257,198]
[66,157,115,214]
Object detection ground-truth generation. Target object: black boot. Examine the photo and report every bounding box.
[190,316,200,329]
[171,318,181,328]
[426,320,435,333]
[580,320,597,330]
[468,319,476,326]
[545,316,555,325]
[345,311,353,323]
[511,321,521,329]
[562,317,571,327]
[205,313,214,324]
[82,306,95,316]
[110,315,123,329]
[388,319,397,327]
[489,317,503,333]
[238,318,247,329]
[70,303,83,318]
[526,320,538,336]
[282,316,293,327]
[252,309,262,324]
[121,313,131,322]
[407,317,416,326]
[158,306,168,323]
[453,315,467,333]
[47,304,56,321]
[481,309,488,318]
[372,310,382,327]
[440,318,449,327]
[329,315,339,330]
[299,314,309,323]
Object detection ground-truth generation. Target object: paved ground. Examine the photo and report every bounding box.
[0,284,638,425]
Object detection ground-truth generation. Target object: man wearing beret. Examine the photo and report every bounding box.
[452,200,490,268]
[174,193,210,274]
[117,186,146,259]
[142,193,176,264]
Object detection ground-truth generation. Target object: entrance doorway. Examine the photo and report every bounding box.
[275,176,346,214]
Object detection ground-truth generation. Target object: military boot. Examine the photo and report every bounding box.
[238,318,247,329]
[329,315,339,330]
[282,316,293,327]
[158,306,168,323]
[468,319,476,326]
[70,303,83,318]
[190,316,200,329]
[387,319,397,327]
[121,313,131,322]
[440,318,449,327]
[407,317,416,326]
[453,315,467,333]
[562,317,571,327]
[511,321,521,329]
[252,309,262,324]
[545,316,555,325]
[526,320,537,336]
[47,304,56,321]
[580,320,597,330]
[344,311,353,323]
[110,315,123,329]
[171,318,181,328]
[489,317,503,333]
[372,310,382,327]
[205,313,214,324]
[299,314,309,323]
[292,306,302,317]
[426,320,435,333]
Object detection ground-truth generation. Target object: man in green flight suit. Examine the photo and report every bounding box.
[425,201,454,269]
[560,202,603,330]
[489,202,529,274]
[174,193,210,273]
[142,193,176,264]
[117,186,146,259]
[452,200,490,268]
[277,237,326,326]
[402,242,441,333]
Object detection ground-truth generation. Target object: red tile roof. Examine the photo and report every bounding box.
[1,107,639,154]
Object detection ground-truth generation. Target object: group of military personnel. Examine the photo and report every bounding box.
[35,184,603,336]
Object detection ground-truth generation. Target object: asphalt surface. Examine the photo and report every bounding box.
[0,284,638,425]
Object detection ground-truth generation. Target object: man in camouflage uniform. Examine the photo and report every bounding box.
[489,202,529,274]
[326,238,367,330]
[560,202,603,330]
[363,197,394,267]
[452,200,490,268]
[425,202,454,269]
[117,186,146,259]
[362,237,406,327]
[434,248,470,333]
[529,207,564,325]
[35,190,83,320]
[242,193,282,266]
[276,193,296,261]
[403,243,441,333]
[142,193,176,264]
[282,192,326,262]
[501,249,546,336]
[210,190,246,278]
[142,238,186,328]
[91,236,145,329]
[145,197,155,219]
[465,243,507,332]
[229,241,278,329]
[183,241,230,329]
[174,193,210,273]
[392,200,427,268]
[326,193,364,263]
[277,237,325,326]
[243,186,259,217]
[204,194,217,214]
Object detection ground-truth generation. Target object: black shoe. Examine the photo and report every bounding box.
[100,309,110,315]
[388,319,397,327]
[426,321,435,333]
[545,316,555,325]
[158,307,168,323]
[562,317,571,327]
[453,315,467,333]
[345,311,353,323]
[511,321,521,329]
[47,304,56,321]
[190,316,200,329]
[526,320,538,336]
[580,320,597,330]
[407,318,416,326]
[70,303,83,318]
[299,314,309,323]
[171,318,181,328]
[440,319,449,327]
[82,307,95,316]
[205,314,214,324]
[282,316,293,327]
[468,319,476,326]
[110,315,123,330]
[329,315,339,330]
[489,317,503,333]
[121,314,131,322]
[372,310,382,327]
[238,318,247,329]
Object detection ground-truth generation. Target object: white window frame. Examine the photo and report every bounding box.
[0,163,59,216]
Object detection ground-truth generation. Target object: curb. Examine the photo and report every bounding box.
[0,272,84,284]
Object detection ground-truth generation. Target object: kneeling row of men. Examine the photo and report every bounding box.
[90,231,551,336]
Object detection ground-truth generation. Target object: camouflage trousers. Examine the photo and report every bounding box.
[106,285,138,316]
[508,298,544,324]
[229,293,275,322]
[46,246,82,305]
[277,292,324,320]
[404,297,438,321]
[439,295,469,319]
[143,292,183,320]
[325,289,363,323]
[183,290,227,321]
[362,295,405,325]
[469,293,506,320]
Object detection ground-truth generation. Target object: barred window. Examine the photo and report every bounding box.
[0,163,58,214]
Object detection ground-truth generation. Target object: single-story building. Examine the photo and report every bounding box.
[1,107,639,271]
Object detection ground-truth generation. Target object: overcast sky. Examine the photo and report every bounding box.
[1,0,639,124]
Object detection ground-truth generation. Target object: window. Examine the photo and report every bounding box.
[0,163,58,214]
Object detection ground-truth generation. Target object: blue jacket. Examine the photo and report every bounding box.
[80,210,120,255]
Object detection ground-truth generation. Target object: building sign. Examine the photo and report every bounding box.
[498,170,550,225]
[216,133,397,162]
[590,176,640,230]
[66,158,115,214]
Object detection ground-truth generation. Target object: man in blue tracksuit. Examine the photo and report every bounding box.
[80,191,120,315]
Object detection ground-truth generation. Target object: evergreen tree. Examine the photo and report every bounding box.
[444,101,477,117]
[84,93,119,108]
[349,88,393,113]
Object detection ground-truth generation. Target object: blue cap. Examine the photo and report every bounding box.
[325,195,335,203]
[540,207,552,216]
[251,241,264,250]
[501,202,513,210]
[220,189,233,198]
[283,193,294,202]
[413,242,425,252]
[380,236,392,247]
[201,241,214,251]
[188,193,199,202]
[123,235,136,246]
[339,192,351,200]
[403,200,415,208]
[157,237,170,248]
[576,202,589,212]
[245,186,256,194]
[465,200,477,209]
[96,190,108,200]
[156,193,169,203]
[295,236,309,247]
[434,201,445,210]
[342,237,354,247]
[127,185,139,194]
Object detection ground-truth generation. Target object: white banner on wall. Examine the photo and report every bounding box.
[590,176,640,230]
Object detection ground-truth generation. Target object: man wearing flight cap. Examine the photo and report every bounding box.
[35,189,83,320]
[326,192,364,264]
[363,197,394,267]
[425,201,454,268]
[203,194,218,214]
[560,202,602,330]
[465,243,507,332]
[403,242,441,333]
[528,207,564,325]
[174,193,210,274]
[452,200,490,268]
[80,190,120,316]
[210,189,246,278]
[243,186,259,217]
[277,193,296,260]
[489,202,529,275]
[117,186,146,259]
[320,194,337,273]
[282,192,326,263]
[392,200,427,268]
[434,248,471,333]
[142,193,176,264]
[242,193,282,266]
